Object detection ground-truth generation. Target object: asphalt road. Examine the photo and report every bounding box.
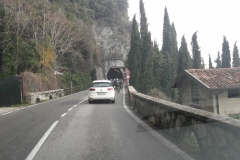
[0,89,190,160]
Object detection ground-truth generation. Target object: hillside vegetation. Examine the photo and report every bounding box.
[0,0,129,91]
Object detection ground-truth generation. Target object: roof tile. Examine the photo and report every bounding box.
[186,67,240,90]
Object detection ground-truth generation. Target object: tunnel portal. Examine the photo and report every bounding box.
[107,67,124,80]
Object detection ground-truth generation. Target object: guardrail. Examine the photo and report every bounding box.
[63,85,88,96]
[128,86,240,160]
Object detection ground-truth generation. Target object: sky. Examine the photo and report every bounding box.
[128,0,240,68]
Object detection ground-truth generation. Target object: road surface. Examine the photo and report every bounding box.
[0,89,191,160]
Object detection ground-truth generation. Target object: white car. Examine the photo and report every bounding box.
[88,80,115,104]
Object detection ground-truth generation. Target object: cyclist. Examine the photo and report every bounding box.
[119,78,124,90]
[114,78,120,93]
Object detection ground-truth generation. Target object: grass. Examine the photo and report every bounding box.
[179,135,200,153]
[40,99,49,103]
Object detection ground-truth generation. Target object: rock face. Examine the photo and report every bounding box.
[92,23,130,79]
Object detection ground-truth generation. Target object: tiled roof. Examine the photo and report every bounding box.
[185,67,240,90]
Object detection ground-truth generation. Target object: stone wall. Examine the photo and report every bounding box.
[26,89,64,104]
[128,86,240,160]
[180,79,213,112]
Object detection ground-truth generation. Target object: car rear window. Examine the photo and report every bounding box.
[92,82,112,87]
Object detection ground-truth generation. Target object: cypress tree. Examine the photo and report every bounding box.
[162,7,172,59]
[191,31,202,69]
[232,41,240,67]
[171,23,178,58]
[215,51,222,68]
[139,0,154,93]
[221,36,231,68]
[160,7,177,97]
[177,35,191,75]
[153,41,162,90]
[202,58,205,69]
[209,54,213,69]
[127,15,141,90]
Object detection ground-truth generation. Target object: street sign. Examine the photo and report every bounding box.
[125,68,130,75]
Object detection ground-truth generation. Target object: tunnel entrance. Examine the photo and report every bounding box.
[107,67,124,80]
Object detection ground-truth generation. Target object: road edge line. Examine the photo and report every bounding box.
[25,121,59,160]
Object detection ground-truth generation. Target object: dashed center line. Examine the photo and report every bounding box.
[61,113,67,117]
[25,121,59,160]
[78,98,87,104]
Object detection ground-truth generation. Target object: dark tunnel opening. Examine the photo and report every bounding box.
[107,67,124,80]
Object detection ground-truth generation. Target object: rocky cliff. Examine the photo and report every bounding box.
[93,22,131,79]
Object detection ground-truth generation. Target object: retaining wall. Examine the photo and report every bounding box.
[26,89,64,104]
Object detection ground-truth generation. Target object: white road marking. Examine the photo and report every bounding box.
[0,93,88,116]
[68,108,73,111]
[122,88,193,160]
[2,111,13,115]
[61,113,67,117]
[78,98,88,104]
[25,121,59,160]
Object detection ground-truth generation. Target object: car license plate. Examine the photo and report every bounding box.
[98,92,105,95]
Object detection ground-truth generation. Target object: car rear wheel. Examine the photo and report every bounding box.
[88,100,92,104]
[112,99,115,103]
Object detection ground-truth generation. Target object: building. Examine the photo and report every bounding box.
[173,67,240,118]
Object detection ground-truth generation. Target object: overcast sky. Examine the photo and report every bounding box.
[128,0,240,68]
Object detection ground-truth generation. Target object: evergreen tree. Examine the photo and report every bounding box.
[221,36,231,68]
[191,31,202,69]
[171,22,178,74]
[160,7,177,97]
[215,51,222,68]
[202,58,205,69]
[177,35,191,75]
[232,41,240,67]
[139,0,154,93]
[209,54,213,69]
[0,7,15,77]
[162,7,172,58]
[153,41,162,90]
[171,23,178,58]
[127,15,141,90]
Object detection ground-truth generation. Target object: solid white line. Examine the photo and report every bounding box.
[61,113,67,117]
[122,88,193,160]
[25,121,59,160]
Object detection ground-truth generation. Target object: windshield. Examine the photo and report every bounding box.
[0,0,240,160]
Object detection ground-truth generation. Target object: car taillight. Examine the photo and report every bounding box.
[107,88,113,91]
[90,88,95,91]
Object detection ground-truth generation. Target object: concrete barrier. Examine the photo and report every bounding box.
[26,89,64,104]
[128,86,137,108]
[128,86,240,160]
